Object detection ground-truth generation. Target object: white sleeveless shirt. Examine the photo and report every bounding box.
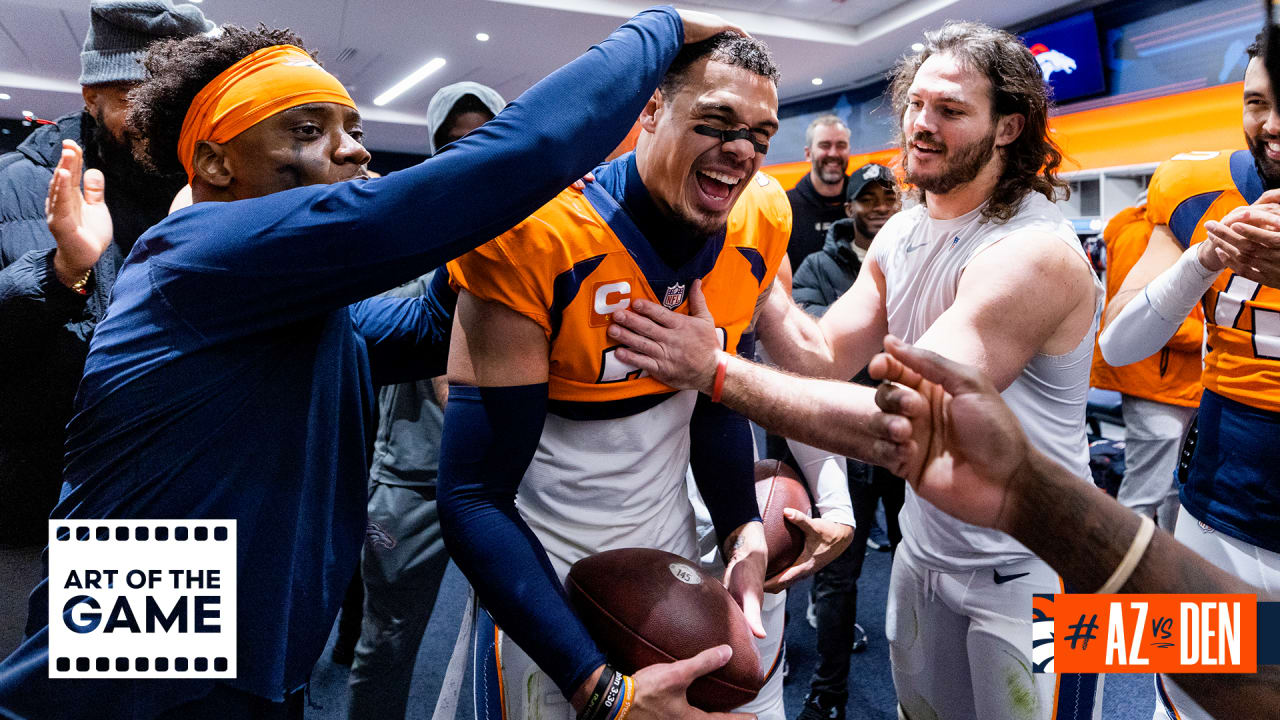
[870,192,1103,571]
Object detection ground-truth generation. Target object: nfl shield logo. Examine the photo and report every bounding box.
[663,282,686,309]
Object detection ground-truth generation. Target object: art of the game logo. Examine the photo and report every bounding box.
[47,520,236,679]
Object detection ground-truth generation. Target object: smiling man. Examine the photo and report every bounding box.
[1097,33,1280,720]
[440,32,838,720]
[0,9,739,718]
[608,22,1104,720]
[786,115,852,265]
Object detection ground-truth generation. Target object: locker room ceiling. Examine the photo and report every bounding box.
[0,0,1083,154]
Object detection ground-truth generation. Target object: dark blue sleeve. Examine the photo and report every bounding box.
[689,331,762,548]
[0,249,91,342]
[437,383,606,698]
[350,269,457,385]
[144,7,684,342]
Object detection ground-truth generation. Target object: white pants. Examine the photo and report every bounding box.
[1154,506,1280,719]
[1118,396,1196,531]
[887,542,1103,720]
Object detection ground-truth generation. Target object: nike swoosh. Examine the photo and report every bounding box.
[904,241,928,253]
[994,570,1030,585]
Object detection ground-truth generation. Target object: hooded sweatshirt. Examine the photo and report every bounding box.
[424,81,508,155]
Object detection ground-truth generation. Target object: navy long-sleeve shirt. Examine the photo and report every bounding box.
[0,7,684,717]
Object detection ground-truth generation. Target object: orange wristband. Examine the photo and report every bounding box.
[710,353,728,403]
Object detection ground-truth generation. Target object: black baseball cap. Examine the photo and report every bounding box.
[846,163,896,202]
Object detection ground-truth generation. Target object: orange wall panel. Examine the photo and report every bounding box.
[764,82,1246,191]
[1052,82,1245,172]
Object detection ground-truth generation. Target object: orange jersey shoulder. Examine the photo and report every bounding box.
[1145,149,1280,411]
[1146,150,1250,248]
[450,180,788,404]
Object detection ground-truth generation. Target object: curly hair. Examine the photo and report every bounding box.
[127,24,318,175]
[658,32,780,97]
[889,21,1068,223]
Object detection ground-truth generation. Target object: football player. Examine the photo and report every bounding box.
[1098,33,1280,720]
[439,32,852,720]
[609,22,1105,720]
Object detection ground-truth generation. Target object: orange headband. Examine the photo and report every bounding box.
[177,44,356,181]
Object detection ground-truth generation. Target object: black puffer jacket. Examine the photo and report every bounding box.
[792,217,862,317]
[0,112,181,543]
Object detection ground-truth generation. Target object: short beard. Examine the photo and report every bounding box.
[670,205,726,239]
[85,109,148,182]
[1247,132,1280,190]
[904,127,997,195]
[814,159,845,185]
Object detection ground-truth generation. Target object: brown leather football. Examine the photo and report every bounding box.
[565,548,764,711]
[754,459,811,577]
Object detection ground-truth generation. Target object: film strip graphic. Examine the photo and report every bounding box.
[48,520,236,679]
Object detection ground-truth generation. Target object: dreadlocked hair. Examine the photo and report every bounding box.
[127,24,318,175]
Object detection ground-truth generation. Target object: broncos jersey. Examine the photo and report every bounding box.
[1148,149,1280,554]
[449,164,790,407]
[1147,149,1279,412]
[449,158,790,720]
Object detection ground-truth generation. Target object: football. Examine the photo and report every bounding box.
[565,547,764,711]
[754,459,811,577]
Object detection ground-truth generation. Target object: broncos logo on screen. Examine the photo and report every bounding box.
[1029,43,1077,82]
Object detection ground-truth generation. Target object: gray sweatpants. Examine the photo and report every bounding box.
[347,483,450,720]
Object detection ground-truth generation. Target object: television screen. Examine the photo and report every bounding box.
[1022,10,1107,104]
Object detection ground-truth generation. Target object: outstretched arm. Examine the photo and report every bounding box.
[752,249,889,381]
[147,9,745,338]
[869,337,1279,720]
[607,280,915,471]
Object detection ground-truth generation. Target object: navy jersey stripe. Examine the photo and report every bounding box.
[548,391,677,420]
[736,246,766,285]
[1168,191,1222,248]
[1230,149,1265,205]
[549,254,607,342]
[580,171,725,300]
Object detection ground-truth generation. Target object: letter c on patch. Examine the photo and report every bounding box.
[594,281,631,315]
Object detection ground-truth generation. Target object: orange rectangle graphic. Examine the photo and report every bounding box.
[1033,594,1257,674]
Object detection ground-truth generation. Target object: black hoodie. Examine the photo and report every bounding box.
[784,172,847,266]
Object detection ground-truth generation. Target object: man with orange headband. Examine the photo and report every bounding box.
[0,9,743,718]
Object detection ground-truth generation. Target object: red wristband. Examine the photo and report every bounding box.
[710,353,728,403]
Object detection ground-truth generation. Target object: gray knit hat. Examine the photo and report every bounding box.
[79,0,215,86]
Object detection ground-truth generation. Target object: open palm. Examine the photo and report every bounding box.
[46,139,112,281]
